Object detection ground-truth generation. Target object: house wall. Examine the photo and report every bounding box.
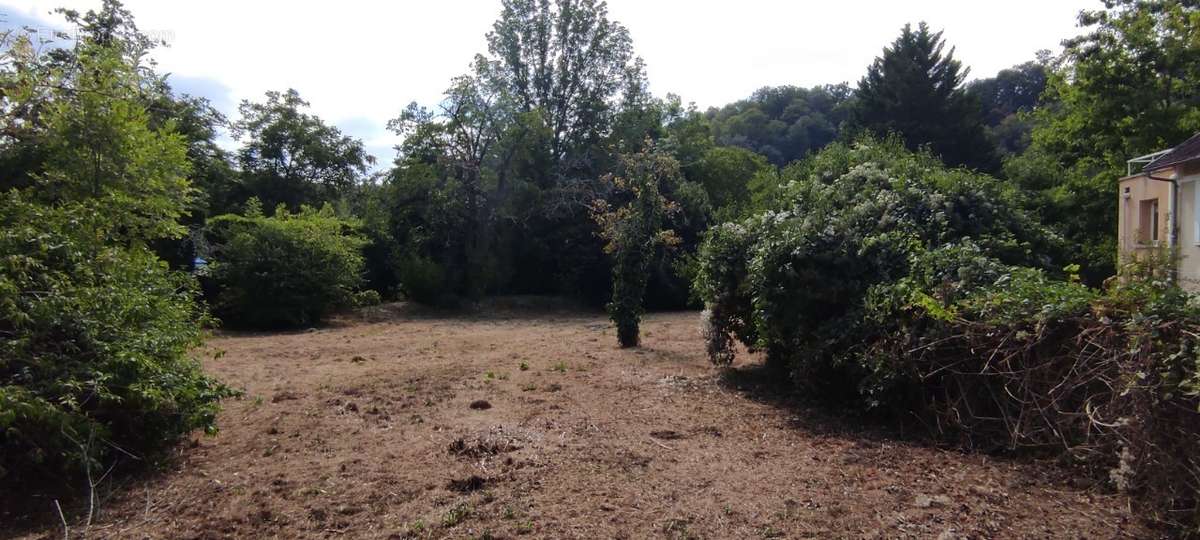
[1118,172,1173,251]
[1119,162,1200,292]
[1178,165,1200,290]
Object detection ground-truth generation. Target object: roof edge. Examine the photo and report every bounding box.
[1143,132,1200,172]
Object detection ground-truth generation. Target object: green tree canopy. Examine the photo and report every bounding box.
[707,84,851,167]
[690,146,770,219]
[383,0,653,303]
[853,22,996,171]
[234,89,373,212]
[146,87,239,220]
[967,59,1049,155]
[486,0,641,174]
[967,60,1048,127]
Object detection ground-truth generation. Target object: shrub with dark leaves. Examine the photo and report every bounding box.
[206,201,366,329]
[0,195,232,486]
[697,137,1200,533]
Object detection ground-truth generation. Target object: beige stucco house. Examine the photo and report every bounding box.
[1118,133,1200,290]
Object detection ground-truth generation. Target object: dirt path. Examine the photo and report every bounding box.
[6,306,1148,539]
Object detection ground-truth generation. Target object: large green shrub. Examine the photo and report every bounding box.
[206,202,367,329]
[698,137,1062,374]
[394,253,448,305]
[1,10,233,490]
[697,137,1200,533]
[0,195,231,485]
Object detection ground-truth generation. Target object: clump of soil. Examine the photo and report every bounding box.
[447,475,490,493]
[649,430,686,440]
[468,399,492,410]
[448,436,520,458]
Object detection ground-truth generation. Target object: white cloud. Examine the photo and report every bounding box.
[1,0,1089,165]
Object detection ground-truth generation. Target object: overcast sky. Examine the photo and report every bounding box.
[1,1,1090,165]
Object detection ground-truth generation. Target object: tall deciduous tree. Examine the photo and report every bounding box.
[486,0,640,175]
[853,22,996,171]
[234,89,372,212]
[385,0,649,302]
[34,29,193,245]
[387,63,516,299]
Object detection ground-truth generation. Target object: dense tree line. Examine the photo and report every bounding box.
[0,0,1122,316]
[7,1,1184,314]
[2,0,1194,345]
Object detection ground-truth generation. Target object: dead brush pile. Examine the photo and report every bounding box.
[861,274,1200,533]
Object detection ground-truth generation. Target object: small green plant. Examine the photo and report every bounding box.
[551,362,568,373]
[352,289,382,307]
[761,526,784,538]
[662,518,694,539]
[404,519,426,538]
[520,383,538,392]
[485,371,496,380]
[515,520,534,535]
[518,362,530,371]
[502,506,516,519]
[443,503,472,527]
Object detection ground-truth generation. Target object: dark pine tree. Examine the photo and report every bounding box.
[853,22,997,171]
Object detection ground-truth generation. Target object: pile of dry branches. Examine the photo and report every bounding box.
[881,309,1200,532]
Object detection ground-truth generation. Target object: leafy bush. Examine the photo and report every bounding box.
[698,137,1062,373]
[695,222,759,365]
[352,289,382,307]
[697,137,1200,533]
[0,195,233,485]
[0,12,234,492]
[206,202,366,328]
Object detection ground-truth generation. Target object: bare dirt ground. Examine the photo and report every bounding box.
[4,302,1151,539]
